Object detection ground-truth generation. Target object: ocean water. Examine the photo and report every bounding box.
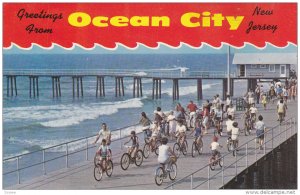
[3,54,246,159]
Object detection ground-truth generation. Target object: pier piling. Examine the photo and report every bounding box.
[115,77,124,97]
[51,76,61,98]
[72,76,83,98]
[6,76,17,97]
[96,76,105,97]
[152,78,162,99]
[197,79,203,100]
[172,79,179,100]
[133,77,143,98]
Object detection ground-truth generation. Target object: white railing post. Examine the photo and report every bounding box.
[17,157,20,184]
[255,139,257,162]
[66,143,69,168]
[285,121,287,141]
[191,174,193,189]
[86,138,88,161]
[120,130,122,149]
[246,143,248,168]
[235,151,237,179]
[208,165,210,189]
[43,149,46,175]
[272,128,274,150]
[222,156,224,186]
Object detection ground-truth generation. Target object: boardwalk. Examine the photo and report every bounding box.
[6,98,297,190]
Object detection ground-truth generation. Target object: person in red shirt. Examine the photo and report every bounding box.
[187,100,198,113]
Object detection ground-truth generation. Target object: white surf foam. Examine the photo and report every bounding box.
[3,98,144,128]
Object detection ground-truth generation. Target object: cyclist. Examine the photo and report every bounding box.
[249,104,258,123]
[157,137,177,171]
[226,115,234,141]
[175,120,187,146]
[189,118,202,146]
[139,112,152,140]
[214,105,223,136]
[94,123,112,146]
[149,121,161,151]
[210,136,222,159]
[96,139,111,171]
[124,131,139,159]
[231,122,240,149]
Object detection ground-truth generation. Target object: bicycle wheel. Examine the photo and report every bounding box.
[209,157,216,171]
[143,143,150,159]
[227,142,232,152]
[182,140,188,156]
[94,165,103,181]
[135,150,144,166]
[169,163,177,180]
[120,153,130,170]
[94,153,100,167]
[173,143,181,158]
[191,142,197,157]
[155,167,164,186]
[155,140,161,156]
[218,157,223,168]
[197,139,203,155]
[106,160,113,177]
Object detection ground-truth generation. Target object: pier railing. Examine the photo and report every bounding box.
[3,69,228,78]
[165,117,297,190]
[3,123,142,187]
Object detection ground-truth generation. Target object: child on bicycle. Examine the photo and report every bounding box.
[157,137,177,171]
[190,117,202,146]
[210,136,222,158]
[175,120,187,146]
[124,131,139,159]
[96,139,111,170]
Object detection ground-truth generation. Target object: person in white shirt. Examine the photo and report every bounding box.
[167,111,177,139]
[226,115,234,142]
[175,120,187,145]
[210,136,222,158]
[227,104,235,120]
[94,123,112,145]
[249,104,258,122]
[158,137,177,171]
[231,122,240,149]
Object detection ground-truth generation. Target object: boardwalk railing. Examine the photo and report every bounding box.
[165,117,297,190]
[3,69,228,78]
[3,123,142,187]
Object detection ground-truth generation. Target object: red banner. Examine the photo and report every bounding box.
[3,3,297,48]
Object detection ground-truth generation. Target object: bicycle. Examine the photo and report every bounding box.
[227,137,238,156]
[94,157,113,181]
[173,136,188,157]
[143,138,161,159]
[209,152,223,171]
[120,145,144,170]
[154,159,177,186]
[191,136,203,157]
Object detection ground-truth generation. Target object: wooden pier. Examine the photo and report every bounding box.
[4,70,288,100]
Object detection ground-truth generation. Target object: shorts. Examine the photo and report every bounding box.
[211,150,220,157]
[256,129,264,139]
[194,127,201,137]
